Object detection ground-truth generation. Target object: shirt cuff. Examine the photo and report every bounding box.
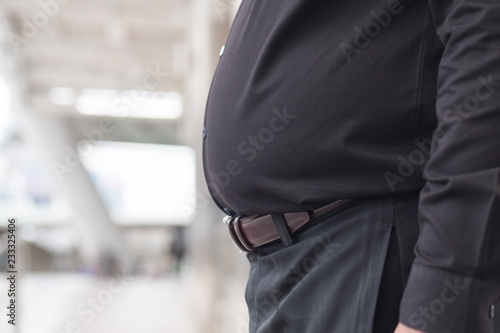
[399,262,500,333]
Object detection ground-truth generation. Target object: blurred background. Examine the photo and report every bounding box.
[0,0,249,332]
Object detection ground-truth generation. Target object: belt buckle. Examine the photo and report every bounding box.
[223,215,254,253]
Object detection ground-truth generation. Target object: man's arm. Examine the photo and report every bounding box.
[398,1,500,332]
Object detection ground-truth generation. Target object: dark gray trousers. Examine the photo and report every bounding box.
[245,194,420,333]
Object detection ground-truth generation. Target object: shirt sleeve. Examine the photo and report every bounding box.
[398,1,500,332]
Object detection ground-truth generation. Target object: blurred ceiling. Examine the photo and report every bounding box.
[1,0,188,91]
[0,0,192,144]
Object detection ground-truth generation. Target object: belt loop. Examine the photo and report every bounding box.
[271,214,294,247]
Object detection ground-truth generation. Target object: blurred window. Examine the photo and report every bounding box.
[81,141,196,225]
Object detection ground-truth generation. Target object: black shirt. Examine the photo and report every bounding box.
[204,0,441,216]
[203,0,500,331]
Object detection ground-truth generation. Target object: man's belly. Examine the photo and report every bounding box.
[202,0,438,215]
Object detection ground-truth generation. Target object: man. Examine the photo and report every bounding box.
[202,0,500,332]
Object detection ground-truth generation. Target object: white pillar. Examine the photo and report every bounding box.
[18,111,130,273]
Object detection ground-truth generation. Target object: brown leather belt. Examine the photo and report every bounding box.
[223,199,353,252]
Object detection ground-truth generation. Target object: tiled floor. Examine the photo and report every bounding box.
[0,272,197,333]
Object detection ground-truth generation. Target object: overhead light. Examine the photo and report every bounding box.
[74,88,118,114]
[49,87,77,105]
[75,89,183,119]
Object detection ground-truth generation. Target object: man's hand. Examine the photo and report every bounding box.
[394,323,426,333]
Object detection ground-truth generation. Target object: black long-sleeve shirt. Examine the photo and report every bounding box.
[202,0,500,331]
